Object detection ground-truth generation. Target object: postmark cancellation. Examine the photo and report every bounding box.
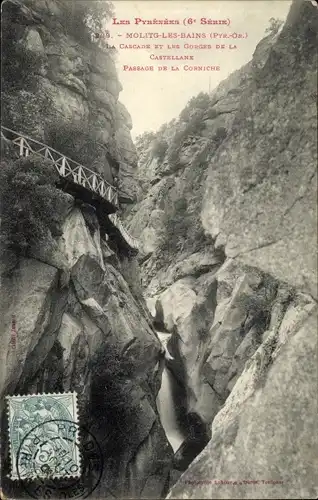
[6,392,80,481]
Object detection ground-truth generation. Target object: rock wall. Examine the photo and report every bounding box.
[125,0,318,497]
[0,203,172,499]
[167,304,318,499]
[1,0,139,193]
[201,0,317,298]
[115,102,139,201]
[0,1,171,498]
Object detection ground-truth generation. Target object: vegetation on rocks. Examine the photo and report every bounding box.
[179,92,210,122]
[0,155,66,256]
[47,123,106,167]
[265,17,284,35]
[161,197,207,256]
[166,111,206,166]
[60,0,115,51]
[1,6,49,133]
[2,44,45,95]
[135,131,156,155]
[236,274,279,331]
[16,0,115,52]
[3,91,52,140]
[151,138,169,162]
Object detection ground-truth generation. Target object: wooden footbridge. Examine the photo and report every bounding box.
[1,126,139,252]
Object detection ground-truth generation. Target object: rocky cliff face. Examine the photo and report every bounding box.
[2,0,139,197]
[1,0,317,498]
[0,1,171,498]
[125,1,318,497]
[0,203,172,499]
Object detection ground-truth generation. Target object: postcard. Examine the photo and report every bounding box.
[0,1,317,499]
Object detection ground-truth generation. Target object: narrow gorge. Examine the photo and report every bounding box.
[0,1,317,499]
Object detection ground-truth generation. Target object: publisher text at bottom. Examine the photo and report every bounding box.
[183,479,284,485]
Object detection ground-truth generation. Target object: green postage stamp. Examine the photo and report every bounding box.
[7,392,80,480]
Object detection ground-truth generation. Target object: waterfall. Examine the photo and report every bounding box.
[156,332,187,453]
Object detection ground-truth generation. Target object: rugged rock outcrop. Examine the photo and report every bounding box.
[201,1,317,298]
[124,0,318,497]
[167,305,318,499]
[1,0,317,498]
[2,0,139,194]
[127,0,317,296]
[115,102,139,202]
[0,204,172,499]
[0,1,172,498]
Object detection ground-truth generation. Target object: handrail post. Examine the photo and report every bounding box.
[19,138,24,156]
[78,167,82,185]
[73,168,77,183]
[61,157,66,176]
[81,169,87,187]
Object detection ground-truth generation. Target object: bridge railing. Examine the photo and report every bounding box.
[1,126,139,252]
[1,126,119,207]
[109,214,139,251]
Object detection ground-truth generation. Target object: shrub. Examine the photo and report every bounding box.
[0,155,66,256]
[60,1,115,51]
[2,91,52,140]
[166,108,206,166]
[179,92,211,122]
[212,127,227,148]
[158,195,206,256]
[1,45,46,94]
[265,17,284,36]
[47,123,99,166]
[237,275,279,331]
[135,131,156,148]
[151,138,168,161]
[164,198,189,250]
[46,122,118,181]
[1,2,51,133]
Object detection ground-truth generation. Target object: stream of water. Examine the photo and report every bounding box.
[156,332,187,453]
